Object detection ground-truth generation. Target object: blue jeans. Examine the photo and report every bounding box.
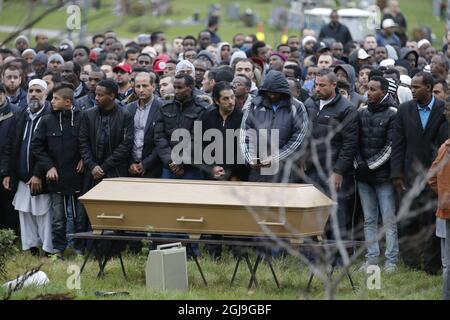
[358,181,399,265]
[444,220,450,300]
[51,193,88,253]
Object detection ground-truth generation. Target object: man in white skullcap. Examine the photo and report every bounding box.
[418,39,432,58]
[1,79,54,256]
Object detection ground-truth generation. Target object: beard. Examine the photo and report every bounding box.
[28,99,43,113]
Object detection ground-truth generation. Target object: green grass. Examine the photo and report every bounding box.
[399,0,445,48]
[1,0,443,49]
[0,245,442,300]
[0,0,282,47]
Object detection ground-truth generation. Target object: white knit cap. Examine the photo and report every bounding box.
[28,79,48,91]
[22,48,36,57]
[302,36,317,47]
[417,39,431,49]
[176,60,195,75]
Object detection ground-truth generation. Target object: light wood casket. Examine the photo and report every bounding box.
[79,178,334,239]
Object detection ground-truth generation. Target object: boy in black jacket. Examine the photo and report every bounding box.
[33,83,86,256]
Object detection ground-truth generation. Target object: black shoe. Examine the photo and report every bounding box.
[424,268,440,276]
[30,247,40,256]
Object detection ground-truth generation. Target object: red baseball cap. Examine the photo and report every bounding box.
[113,62,132,74]
[153,54,170,74]
[89,50,98,62]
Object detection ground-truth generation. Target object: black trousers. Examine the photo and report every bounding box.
[398,187,441,275]
[304,169,355,240]
[0,189,20,236]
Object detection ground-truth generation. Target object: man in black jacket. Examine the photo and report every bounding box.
[355,76,399,272]
[126,72,163,178]
[319,10,353,46]
[198,81,248,259]
[154,74,209,179]
[304,69,358,240]
[391,72,448,274]
[240,70,309,183]
[199,81,247,181]
[74,68,105,111]
[33,83,86,256]
[79,79,134,192]
[0,79,53,255]
[153,74,208,257]
[0,84,20,234]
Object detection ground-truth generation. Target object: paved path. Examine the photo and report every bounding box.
[0,25,132,45]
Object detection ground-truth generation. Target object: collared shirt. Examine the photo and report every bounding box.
[132,96,154,162]
[417,96,435,129]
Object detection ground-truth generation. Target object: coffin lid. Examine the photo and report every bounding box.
[79,178,335,209]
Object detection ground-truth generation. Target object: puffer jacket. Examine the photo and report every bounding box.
[355,95,398,184]
[240,70,309,181]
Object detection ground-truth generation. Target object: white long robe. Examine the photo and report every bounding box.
[13,181,53,253]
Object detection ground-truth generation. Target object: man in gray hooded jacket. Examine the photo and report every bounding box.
[240,70,309,182]
[334,64,367,108]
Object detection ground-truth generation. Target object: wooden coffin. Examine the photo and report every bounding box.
[79,178,334,239]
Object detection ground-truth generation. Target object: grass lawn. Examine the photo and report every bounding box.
[0,245,442,300]
[0,0,445,48]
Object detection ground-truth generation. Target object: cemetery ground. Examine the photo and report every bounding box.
[0,244,442,300]
[0,0,445,49]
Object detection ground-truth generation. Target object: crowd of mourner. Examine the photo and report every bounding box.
[0,3,450,299]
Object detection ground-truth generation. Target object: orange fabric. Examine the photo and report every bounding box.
[428,139,450,219]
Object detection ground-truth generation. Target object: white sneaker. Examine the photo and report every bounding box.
[383,263,397,274]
